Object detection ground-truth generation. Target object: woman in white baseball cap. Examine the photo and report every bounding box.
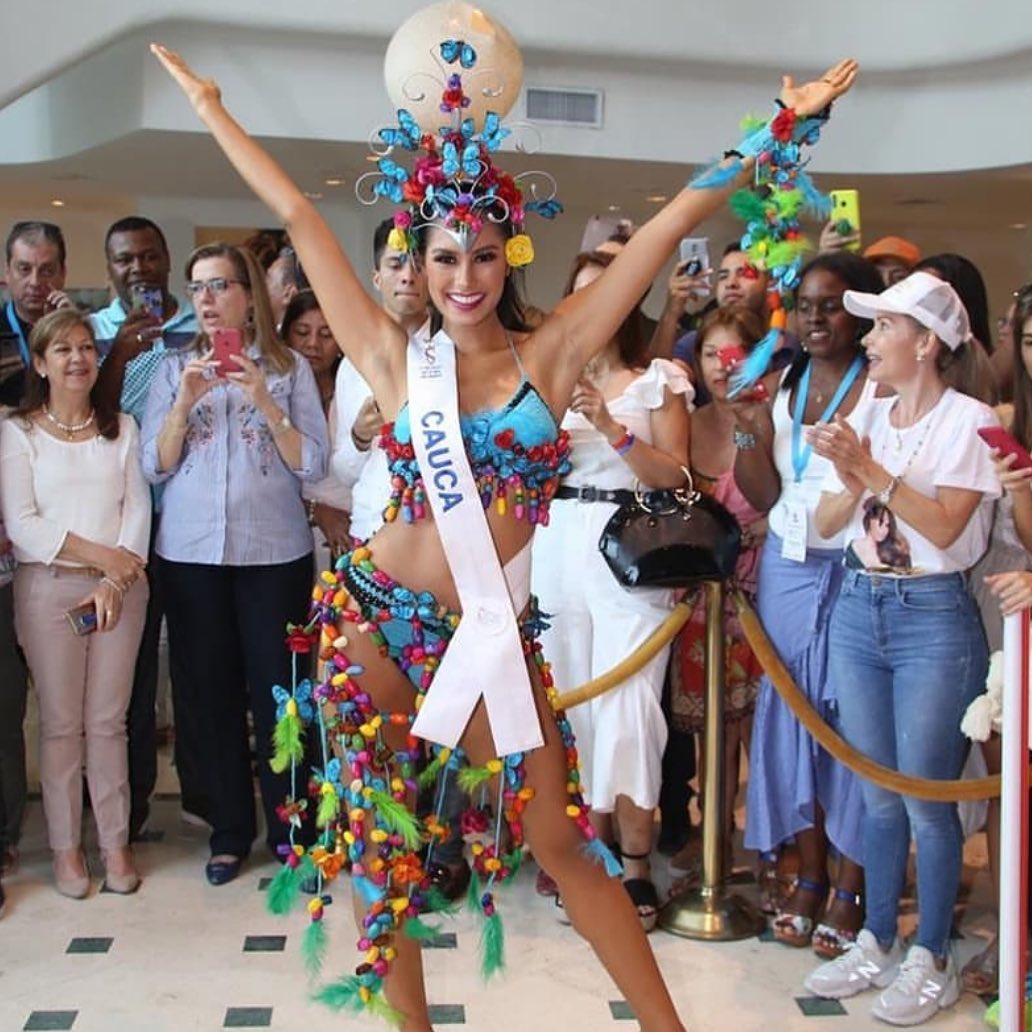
[800,271,1000,1025]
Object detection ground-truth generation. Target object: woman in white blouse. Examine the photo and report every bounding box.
[0,309,151,898]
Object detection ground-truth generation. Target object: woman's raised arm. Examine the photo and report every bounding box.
[151,45,405,402]
[543,60,858,402]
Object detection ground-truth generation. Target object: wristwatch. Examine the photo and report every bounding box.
[733,427,757,451]
[876,475,899,506]
[269,412,292,437]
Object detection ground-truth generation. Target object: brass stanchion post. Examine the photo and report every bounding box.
[659,579,764,940]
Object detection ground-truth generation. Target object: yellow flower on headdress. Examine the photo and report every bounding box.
[387,227,409,253]
[505,234,534,268]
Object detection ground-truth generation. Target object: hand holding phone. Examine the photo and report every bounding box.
[829,190,861,252]
[131,284,164,321]
[978,426,1032,472]
[678,236,711,278]
[65,602,98,636]
[212,327,244,377]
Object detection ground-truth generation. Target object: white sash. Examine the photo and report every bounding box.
[406,326,544,756]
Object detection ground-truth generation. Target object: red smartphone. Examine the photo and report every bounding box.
[65,602,98,636]
[212,327,244,377]
[717,344,769,403]
[978,426,1032,471]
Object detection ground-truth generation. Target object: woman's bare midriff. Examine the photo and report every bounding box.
[364,506,537,613]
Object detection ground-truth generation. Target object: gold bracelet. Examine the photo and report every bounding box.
[269,411,292,437]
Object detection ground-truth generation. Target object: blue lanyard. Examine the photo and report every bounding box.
[5,302,29,366]
[791,355,864,482]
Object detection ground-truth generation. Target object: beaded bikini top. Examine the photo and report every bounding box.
[380,338,571,525]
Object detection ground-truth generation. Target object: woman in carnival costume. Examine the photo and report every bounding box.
[152,20,856,1030]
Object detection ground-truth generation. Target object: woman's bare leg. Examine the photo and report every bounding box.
[460,679,686,1032]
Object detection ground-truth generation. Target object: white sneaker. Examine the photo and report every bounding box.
[871,945,959,1026]
[804,929,903,999]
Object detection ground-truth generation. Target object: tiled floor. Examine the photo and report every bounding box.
[0,791,997,1032]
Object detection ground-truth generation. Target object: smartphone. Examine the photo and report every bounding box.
[678,236,711,277]
[717,344,769,402]
[829,189,861,251]
[131,284,164,321]
[212,327,244,377]
[978,426,1032,471]
[65,602,98,636]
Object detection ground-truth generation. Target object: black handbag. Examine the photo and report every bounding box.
[597,470,742,589]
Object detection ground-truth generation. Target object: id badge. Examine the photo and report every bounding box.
[781,487,808,563]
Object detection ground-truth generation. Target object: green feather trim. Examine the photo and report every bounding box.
[402,914,443,941]
[466,865,482,913]
[367,993,405,1027]
[457,765,494,794]
[265,860,301,916]
[270,713,304,774]
[739,113,767,134]
[368,790,423,850]
[728,190,769,224]
[424,884,460,916]
[500,849,523,882]
[416,755,444,791]
[312,975,364,1012]
[773,188,804,219]
[302,918,328,978]
[479,910,505,979]
[764,239,811,269]
[316,788,340,829]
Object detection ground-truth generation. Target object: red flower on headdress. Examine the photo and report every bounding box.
[771,107,797,142]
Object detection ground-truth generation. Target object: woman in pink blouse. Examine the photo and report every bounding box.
[0,309,151,898]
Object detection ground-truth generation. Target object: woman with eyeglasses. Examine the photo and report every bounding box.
[141,243,329,886]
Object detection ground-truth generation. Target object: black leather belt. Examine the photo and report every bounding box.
[555,485,635,504]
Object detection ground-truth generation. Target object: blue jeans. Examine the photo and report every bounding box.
[828,570,987,957]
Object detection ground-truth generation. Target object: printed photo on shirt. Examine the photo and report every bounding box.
[850,496,912,573]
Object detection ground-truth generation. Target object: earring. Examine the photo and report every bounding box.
[916,352,925,363]
[40,372,47,379]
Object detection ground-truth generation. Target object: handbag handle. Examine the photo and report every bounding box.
[633,465,698,513]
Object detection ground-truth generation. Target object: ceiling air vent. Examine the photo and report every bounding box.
[525,87,603,128]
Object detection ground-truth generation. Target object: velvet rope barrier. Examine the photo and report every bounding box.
[553,586,1030,801]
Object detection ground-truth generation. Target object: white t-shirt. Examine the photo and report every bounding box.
[822,388,1000,576]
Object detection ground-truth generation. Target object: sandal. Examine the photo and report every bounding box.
[961,934,998,996]
[772,876,826,948]
[812,888,863,960]
[621,849,659,933]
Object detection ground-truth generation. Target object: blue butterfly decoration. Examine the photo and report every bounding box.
[313,757,344,793]
[442,140,481,179]
[391,586,439,621]
[525,198,564,220]
[374,157,409,203]
[440,38,477,69]
[479,112,510,152]
[379,109,422,151]
[425,184,459,213]
[271,678,315,723]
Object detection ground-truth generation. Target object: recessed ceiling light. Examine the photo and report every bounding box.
[645,194,667,203]
[1010,222,1028,230]
[324,177,344,187]
[50,199,65,207]
[607,204,621,212]
[303,191,324,201]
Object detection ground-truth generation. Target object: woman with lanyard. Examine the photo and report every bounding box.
[735,252,884,957]
[803,271,998,1025]
[152,34,856,1031]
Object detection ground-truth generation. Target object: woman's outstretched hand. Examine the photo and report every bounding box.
[151,43,221,113]
[780,59,859,118]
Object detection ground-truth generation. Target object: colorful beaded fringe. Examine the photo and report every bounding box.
[266,547,610,1024]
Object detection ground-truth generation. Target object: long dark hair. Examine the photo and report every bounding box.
[562,251,648,369]
[781,251,884,393]
[281,289,342,377]
[184,243,295,376]
[914,253,992,354]
[1011,289,1032,449]
[14,309,119,440]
